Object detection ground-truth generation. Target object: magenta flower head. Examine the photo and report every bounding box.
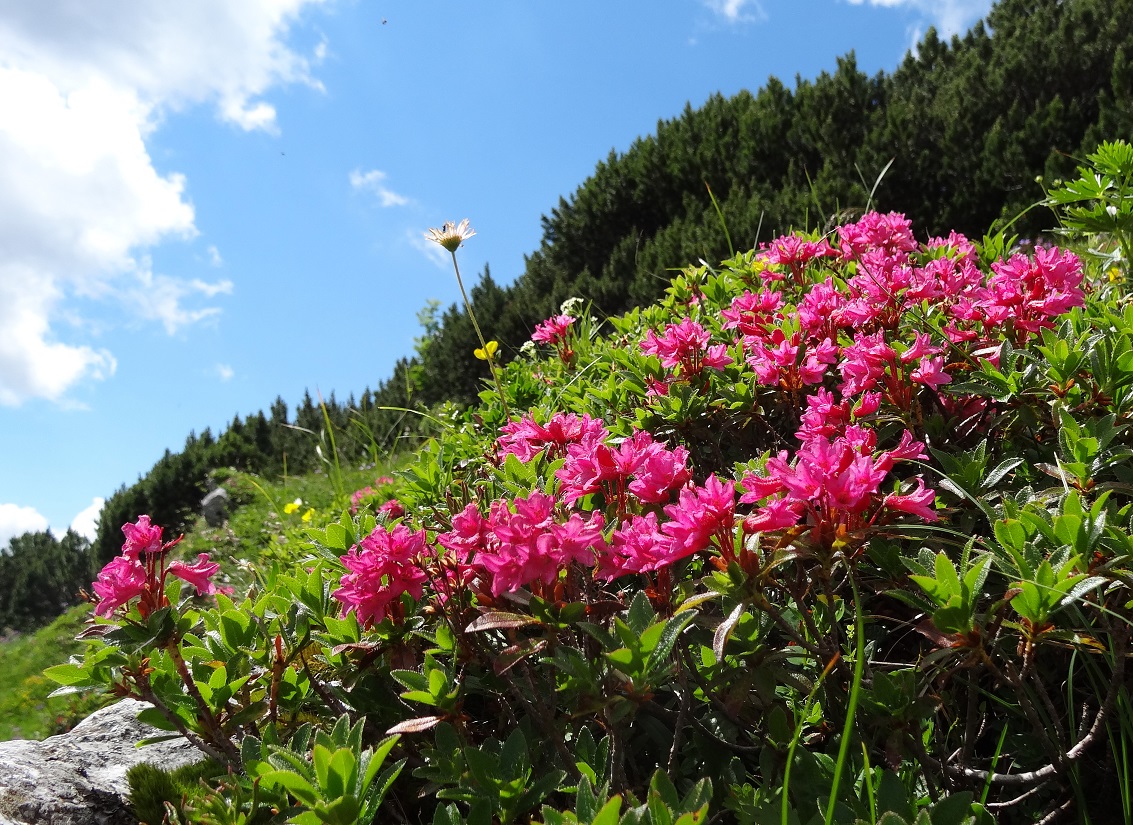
[121,515,164,560]
[531,314,575,346]
[333,524,429,626]
[168,553,221,596]
[92,556,147,617]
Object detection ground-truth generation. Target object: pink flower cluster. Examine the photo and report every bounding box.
[332,524,429,626]
[640,317,732,380]
[741,426,936,544]
[499,412,608,462]
[93,516,219,618]
[531,314,575,346]
[531,314,577,364]
[555,428,692,509]
[438,494,607,597]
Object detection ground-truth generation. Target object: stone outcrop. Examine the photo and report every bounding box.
[0,699,202,825]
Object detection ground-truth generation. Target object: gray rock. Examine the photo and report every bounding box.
[0,699,203,825]
[201,487,230,527]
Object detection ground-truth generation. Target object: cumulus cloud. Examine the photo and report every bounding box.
[350,168,409,207]
[701,0,766,24]
[0,0,328,405]
[0,502,50,550]
[844,0,994,38]
[70,496,105,542]
[216,363,235,382]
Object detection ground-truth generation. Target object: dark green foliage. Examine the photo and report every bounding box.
[0,530,94,632]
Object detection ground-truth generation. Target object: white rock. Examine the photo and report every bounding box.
[0,699,203,825]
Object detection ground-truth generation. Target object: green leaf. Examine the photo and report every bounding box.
[43,663,92,687]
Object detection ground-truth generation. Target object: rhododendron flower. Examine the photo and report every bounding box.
[628,440,692,504]
[437,502,490,559]
[350,486,376,514]
[640,318,732,377]
[721,289,784,341]
[910,356,952,389]
[596,512,679,580]
[92,556,147,617]
[378,499,406,519]
[168,553,221,596]
[761,233,837,281]
[531,314,575,346]
[838,212,917,260]
[333,524,429,626]
[884,477,939,521]
[499,412,608,462]
[469,493,608,596]
[121,515,164,560]
[661,475,736,558]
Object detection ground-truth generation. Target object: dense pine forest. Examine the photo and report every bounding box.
[2,0,1130,634]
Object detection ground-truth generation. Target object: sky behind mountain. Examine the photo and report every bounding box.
[0,0,995,548]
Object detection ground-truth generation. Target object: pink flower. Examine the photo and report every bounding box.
[743,497,806,532]
[910,356,951,390]
[531,314,575,346]
[499,413,608,462]
[661,475,736,558]
[628,441,692,504]
[761,234,838,278]
[378,499,406,519]
[437,503,490,560]
[721,289,784,340]
[837,212,917,261]
[350,486,377,514]
[121,515,164,560]
[168,553,221,596]
[92,556,147,617]
[596,512,679,580]
[640,318,732,377]
[884,477,939,521]
[333,524,429,626]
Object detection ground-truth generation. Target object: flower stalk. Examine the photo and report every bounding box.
[426,220,510,417]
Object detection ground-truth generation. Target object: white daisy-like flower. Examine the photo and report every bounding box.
[424,219,476,252]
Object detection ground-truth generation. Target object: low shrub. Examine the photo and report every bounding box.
[53,142,1133,824]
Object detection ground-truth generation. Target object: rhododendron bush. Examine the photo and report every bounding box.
[49,144,1133,824]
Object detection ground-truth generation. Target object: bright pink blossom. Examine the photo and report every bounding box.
[499,413,608,462]
[92,556,147,617]
[596,512,679,580]
[168,553,221,596]
[661,475,736,558]
[531,314,575,345]
[121,515,164,560]
[884,477,938,521]
[333,524,429,626]
[640,318,732,377]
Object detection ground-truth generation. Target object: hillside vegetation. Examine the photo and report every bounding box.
[66,0,1129,593]
[51,140,1133,822]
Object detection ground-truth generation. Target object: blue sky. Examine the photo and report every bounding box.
[0,0,995,547]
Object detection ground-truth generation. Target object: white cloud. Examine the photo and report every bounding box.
[844,0,993,38]
[0,503,50,550]
[701,0,766,24]
[69,497,105,542]
[216,363,235,382]
[124,265,235,334]
[0,0,329,405]
[206,245,224,267]
[408,228,451,270]
[350,168,409,207]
